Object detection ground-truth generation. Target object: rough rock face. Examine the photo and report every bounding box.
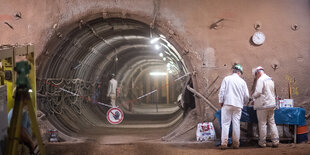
[1,0,309,140]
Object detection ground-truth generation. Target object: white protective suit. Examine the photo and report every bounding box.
[252,73,279,146]
[107,78,117,107]
[219,73,249,147]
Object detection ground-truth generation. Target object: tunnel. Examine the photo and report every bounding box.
[2,0,310,154]
[36,17,195,137]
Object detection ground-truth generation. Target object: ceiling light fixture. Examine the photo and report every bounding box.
[150,72,167,76]
[150,37,160,44]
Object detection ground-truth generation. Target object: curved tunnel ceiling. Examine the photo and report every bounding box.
[37,18,189,136]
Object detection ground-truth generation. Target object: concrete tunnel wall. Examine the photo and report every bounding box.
[1,0,310,140]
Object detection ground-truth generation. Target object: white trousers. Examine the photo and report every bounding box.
[110,94,116,107]
[257,109,279,145]
[221,105,242,146]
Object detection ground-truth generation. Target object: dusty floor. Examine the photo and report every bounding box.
[46,141,310,155]
[44,125,310,155]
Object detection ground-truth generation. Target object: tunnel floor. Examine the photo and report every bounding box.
[60,103,183,135]
[45,139,310,155]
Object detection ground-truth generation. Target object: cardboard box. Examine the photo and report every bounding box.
[280,99,294,108]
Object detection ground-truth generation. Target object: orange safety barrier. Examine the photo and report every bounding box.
[297,125,308,134]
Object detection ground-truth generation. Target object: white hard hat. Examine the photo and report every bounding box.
[252,66,264,75]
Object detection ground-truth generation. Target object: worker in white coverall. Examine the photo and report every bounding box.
[252,66,279,148]
[218,64,249,149]
[107,74,118,107]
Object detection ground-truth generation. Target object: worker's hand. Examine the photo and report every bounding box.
[220,103,224,107]
[247,98,254,105]
[249,100,254,105]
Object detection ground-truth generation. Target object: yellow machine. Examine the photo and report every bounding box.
[0,45,45,155]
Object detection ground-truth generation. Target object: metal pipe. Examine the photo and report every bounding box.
[186,85,218,112]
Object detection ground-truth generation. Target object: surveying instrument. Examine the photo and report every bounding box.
[6,61,45,155]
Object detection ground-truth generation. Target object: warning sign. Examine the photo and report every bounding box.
[107,108,124,124]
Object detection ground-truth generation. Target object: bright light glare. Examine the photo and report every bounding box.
[155,44,160,50]
[150,72,167,76]
[167,63,171,68]
[150,37,160,44]
[163,57,166,61]
[168,70,173,73]
[159,53,163,57]
[28,89,33,93]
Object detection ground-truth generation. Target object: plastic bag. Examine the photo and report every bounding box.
[196,122,216,141]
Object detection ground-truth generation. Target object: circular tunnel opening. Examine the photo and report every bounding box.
[37,18,195,138]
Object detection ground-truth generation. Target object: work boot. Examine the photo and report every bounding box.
[258,141,266,148]
[232,145,239,149]
[232,142,239,149]
[220,145,228,150]
[258,143,266,148]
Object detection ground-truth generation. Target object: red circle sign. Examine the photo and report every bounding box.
[107,108,124,124]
